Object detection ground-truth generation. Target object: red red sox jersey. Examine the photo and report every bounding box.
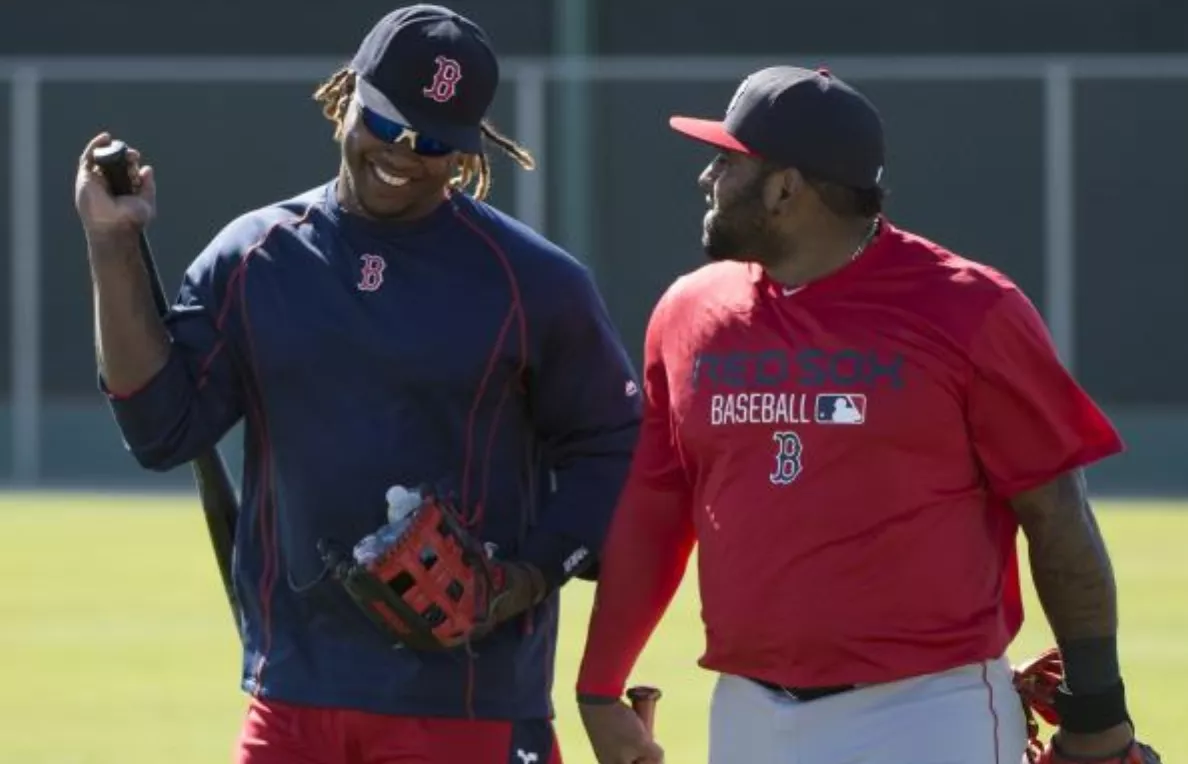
[576,218,1123,696]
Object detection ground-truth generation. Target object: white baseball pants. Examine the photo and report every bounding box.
[708,656,1028,764]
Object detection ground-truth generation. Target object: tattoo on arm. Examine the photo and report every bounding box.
[1009,469,1118,641]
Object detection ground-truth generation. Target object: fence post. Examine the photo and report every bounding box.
[1043,61,1076,370]
[554,0,595,273]
[10,65,42,485]
[513,64,548,235]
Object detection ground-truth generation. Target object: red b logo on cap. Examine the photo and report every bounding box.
[423,56,463,103]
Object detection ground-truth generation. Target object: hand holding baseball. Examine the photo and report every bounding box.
[75,132,156,241]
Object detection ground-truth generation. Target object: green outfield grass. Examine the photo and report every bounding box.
[0,492,1184,763]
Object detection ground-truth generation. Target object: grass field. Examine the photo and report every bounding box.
[1,492,1184,763]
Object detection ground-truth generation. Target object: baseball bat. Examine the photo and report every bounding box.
[627,685,662,735]
[92,139,242,633]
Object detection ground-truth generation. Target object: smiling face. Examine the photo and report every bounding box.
[337,91,462,222]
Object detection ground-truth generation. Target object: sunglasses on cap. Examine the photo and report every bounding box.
[357,101,455,157]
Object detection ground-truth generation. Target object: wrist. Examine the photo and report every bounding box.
[518,530,593,592]
[85,225,141,253]
[577,675,627,703]
[1052,635,1131,734]
[506,561,547,606]
[488,561,547,625]
[1054,680,1131,734]
[1058,636,1122,693]
[86,230,145,278]
[1053,723,1136,758]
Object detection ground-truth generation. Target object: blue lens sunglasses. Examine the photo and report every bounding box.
[357,102,455,157]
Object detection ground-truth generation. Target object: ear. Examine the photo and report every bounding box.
[763,166,801,215]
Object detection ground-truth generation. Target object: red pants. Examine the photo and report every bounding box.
[235,697,564,764]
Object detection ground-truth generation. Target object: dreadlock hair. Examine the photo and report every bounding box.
[312,67,536,201]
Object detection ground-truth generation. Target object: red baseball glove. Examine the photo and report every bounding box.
[320,487,544,651]
[1013,648,1163,764]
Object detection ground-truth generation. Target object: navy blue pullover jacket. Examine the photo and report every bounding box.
[103,180,642,720]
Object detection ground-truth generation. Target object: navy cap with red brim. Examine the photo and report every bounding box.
[668,116,754,155]
[667,67,887,188]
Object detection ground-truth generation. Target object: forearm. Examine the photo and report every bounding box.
[522,440,640,588]
[576,486,695,700]
[89,232,244,470]
[88,230,170,395]
[1011,469,1120,692]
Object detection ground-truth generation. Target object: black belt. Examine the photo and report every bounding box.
[749,677,857,702]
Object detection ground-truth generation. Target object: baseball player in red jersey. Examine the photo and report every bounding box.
[573,67,1162,764]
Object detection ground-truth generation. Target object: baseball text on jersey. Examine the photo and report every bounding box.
[694,347,887,427]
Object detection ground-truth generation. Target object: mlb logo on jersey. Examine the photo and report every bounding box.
[815,393,867,425]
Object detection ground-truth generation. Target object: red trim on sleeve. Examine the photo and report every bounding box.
[104,373,158,401]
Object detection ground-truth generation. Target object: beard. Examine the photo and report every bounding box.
[701,182,775,263]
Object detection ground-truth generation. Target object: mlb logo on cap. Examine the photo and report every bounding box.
[815,394,867,425]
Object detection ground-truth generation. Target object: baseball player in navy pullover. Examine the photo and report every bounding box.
[73,5,641,763]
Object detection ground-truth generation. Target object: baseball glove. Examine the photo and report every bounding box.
[1013,648,1163,764]
[319,486,543,652]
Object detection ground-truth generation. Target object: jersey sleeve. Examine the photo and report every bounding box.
[575,286,697,699]
[518,262,643,588]
[966,287,1124,499]
[102,220,251,471]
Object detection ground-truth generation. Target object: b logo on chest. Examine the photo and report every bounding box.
[358,254,386,292]
[423,55,463,103]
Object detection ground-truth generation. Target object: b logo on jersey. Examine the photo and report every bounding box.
[769,431,804,485]
[815,393,866,425]
[423,55,463,103]
[358,254,386,292]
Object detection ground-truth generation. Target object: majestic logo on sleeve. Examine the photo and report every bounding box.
[423,55,463,103]
[357,254,387,292]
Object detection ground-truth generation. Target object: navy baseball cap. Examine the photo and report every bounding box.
[350,4,499,154]
[669,66,886,190]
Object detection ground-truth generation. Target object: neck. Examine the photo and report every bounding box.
[764,215,878,288]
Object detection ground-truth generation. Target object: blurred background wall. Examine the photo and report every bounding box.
[3,0,1186,493]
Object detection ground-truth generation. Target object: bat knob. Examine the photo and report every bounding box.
[627,686,662,702]
[626,684,662,735]
[91,139,135,196]
[92,139,129,165]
